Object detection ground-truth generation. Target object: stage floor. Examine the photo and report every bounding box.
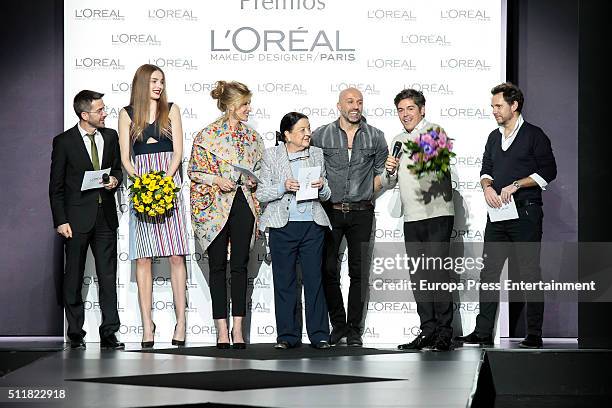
[0,339,579,408]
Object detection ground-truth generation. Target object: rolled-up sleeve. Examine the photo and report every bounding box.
[381,169,398,190]
[532,129,557,184]
[374,131,388,176]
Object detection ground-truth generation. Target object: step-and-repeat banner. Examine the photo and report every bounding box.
[64,0,506,345]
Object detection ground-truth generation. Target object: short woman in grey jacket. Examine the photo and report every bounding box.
[256,112,332,349]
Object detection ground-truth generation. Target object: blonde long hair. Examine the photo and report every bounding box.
[129,64,171,142]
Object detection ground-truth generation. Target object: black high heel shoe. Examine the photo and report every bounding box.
[216,335,230,349]
[231,329,246,350]
[141,322,156,349]
[216,325,230,349]
[172,324,186,347]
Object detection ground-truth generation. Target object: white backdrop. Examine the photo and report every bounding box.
[64,0,506,345]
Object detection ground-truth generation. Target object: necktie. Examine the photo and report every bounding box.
[86,132,102,203]
[86,133,100,170]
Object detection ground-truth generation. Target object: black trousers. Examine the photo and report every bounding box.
[207,189,255,319]
[475,204,544,337]
[64,205,120,340]
[269,222,329,345]
[323,208,374,332]
[404,215,454,338]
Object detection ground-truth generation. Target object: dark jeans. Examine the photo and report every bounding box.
[269,222,329,345]
[64,205,120,340]
[207,189,255,319]
[323,208,374,332]
[475,205,544,337]
[404,215,454,339]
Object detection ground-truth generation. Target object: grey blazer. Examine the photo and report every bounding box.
[256,143,331,231]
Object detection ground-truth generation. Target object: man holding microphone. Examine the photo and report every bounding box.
[382,89,455,352]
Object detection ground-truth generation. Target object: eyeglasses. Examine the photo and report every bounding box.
[87,107,107,115]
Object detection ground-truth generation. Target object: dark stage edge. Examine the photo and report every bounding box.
[470,349,612,408]
[0,340,66,352]
[0,351,58,377]
[130,343,409,360]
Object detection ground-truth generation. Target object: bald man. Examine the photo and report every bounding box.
[311,88,388,346]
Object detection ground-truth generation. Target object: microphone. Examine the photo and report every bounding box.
[102,173,110,185]
[392,141,403,159]
[388,141,403,175]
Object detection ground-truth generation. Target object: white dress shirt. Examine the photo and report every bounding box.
[77,123,104,166]
[480,115,548,190]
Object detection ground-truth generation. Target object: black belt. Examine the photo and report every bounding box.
[331,201,374,213]
[515,199,542,208]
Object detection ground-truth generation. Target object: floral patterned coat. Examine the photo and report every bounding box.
[188,119,264,251]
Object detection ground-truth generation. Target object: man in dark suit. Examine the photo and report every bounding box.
[49,90,124,350]
[454,82,557,349]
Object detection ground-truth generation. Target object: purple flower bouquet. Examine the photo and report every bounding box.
[404,126,455,180]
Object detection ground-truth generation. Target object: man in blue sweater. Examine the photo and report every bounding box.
[454,82,557,349]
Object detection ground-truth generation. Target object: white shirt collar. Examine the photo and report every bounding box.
[77,123,99,138]
[405,118,428,136]
[498,114,524,138]
[285,144,310,161]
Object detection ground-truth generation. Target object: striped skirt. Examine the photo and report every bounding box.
[129,151,189,260]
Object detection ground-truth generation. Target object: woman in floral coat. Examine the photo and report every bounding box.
[188,80,263,349]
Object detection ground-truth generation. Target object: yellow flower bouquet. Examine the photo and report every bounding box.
[128,171,180,217]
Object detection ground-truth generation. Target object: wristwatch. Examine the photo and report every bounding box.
[512,180,521,190]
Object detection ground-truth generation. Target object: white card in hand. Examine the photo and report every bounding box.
[296,165,320,201]
[232,163,261,184]
[487,197,519,222]
[81,168,111,191]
